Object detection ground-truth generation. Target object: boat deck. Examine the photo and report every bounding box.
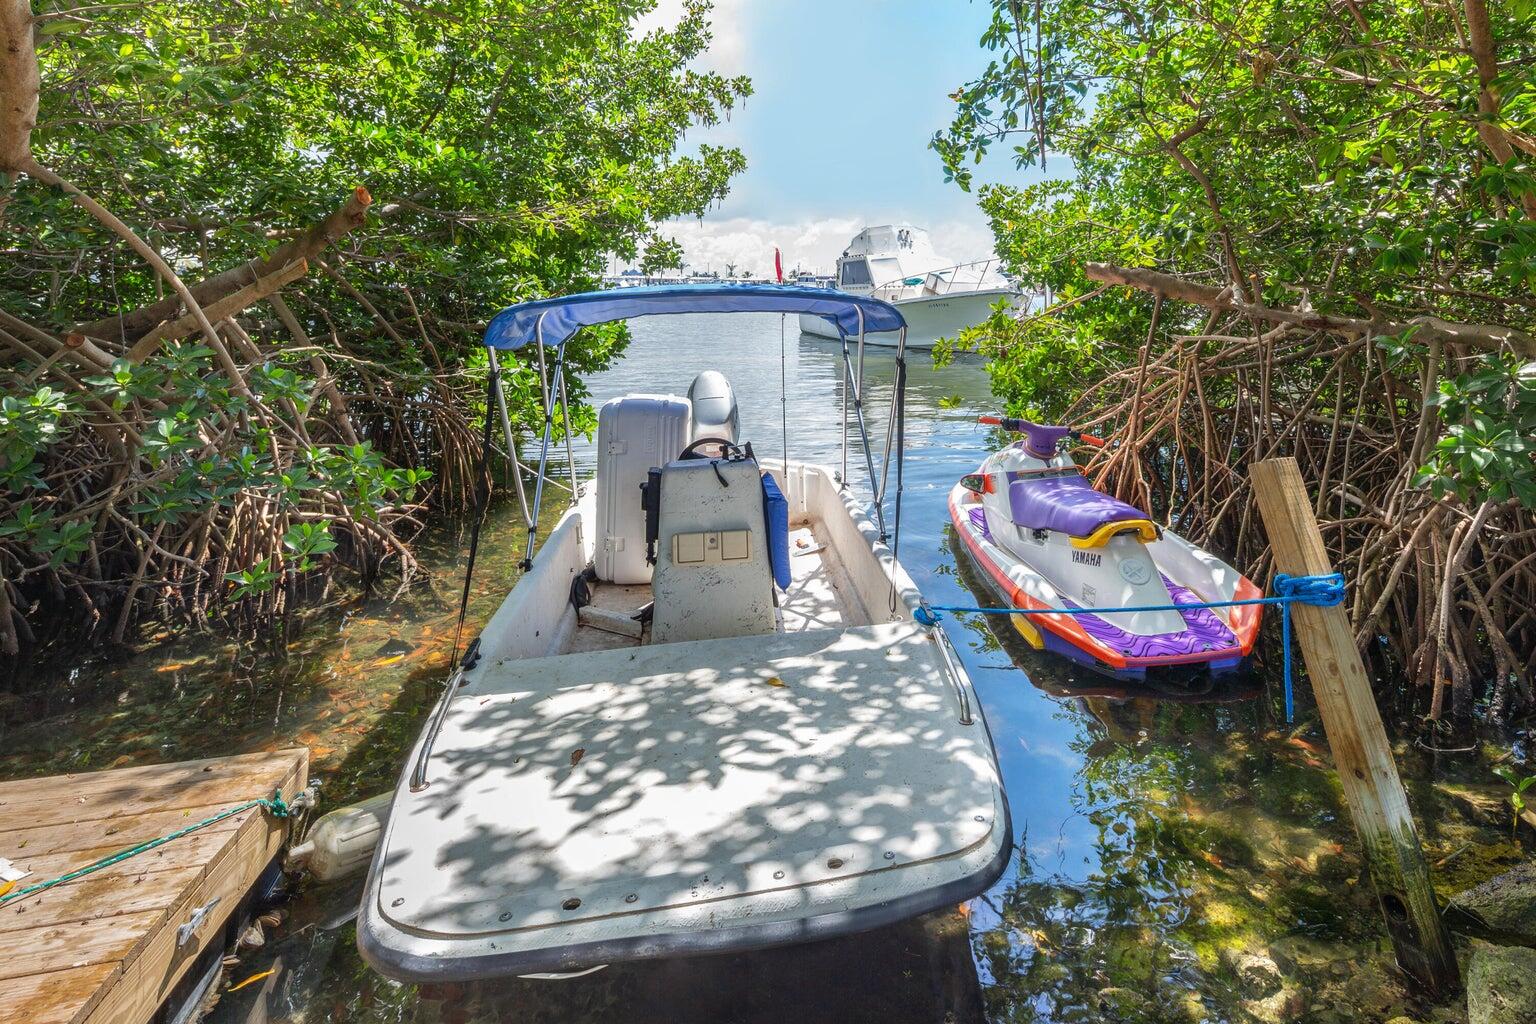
[0,749,308,1024]
[362,620,1006,978]
[566,524,872,654]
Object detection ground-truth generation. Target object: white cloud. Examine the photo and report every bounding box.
[928,218,1000,267]
[632,0,748,76]
[636,214,1000,277]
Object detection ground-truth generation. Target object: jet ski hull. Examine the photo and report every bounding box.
[949,483,1261,680]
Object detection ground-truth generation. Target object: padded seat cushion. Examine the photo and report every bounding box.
[1007,473,1146,537]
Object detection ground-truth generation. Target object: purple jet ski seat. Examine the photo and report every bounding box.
[1008,473,1148,538]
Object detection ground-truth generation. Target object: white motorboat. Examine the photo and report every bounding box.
[798,225,1017,349]
[359,284,1010,981]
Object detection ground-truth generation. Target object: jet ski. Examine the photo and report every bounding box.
[948,416,1262,679]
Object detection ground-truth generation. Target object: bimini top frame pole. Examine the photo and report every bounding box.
[478,281,910,570]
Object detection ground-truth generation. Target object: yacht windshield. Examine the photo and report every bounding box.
[839,258,872,287]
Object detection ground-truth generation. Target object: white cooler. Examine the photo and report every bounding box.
[594,395,691,583]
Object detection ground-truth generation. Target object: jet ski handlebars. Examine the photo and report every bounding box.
[977,415,1106,458]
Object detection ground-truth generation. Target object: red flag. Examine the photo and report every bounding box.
[774,247,784,283]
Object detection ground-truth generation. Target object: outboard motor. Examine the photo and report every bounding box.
[688,370,739,443]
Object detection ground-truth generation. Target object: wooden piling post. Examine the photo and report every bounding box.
[1250,457,1458,993]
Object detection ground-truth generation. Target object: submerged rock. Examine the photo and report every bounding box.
[1467,942,1536,1024]
[1095,986,1152,1020]
[1447,861,1536,947]
[1439,782,1515,829]
[1240,984,1304,1024]
[1218,948,1283,998]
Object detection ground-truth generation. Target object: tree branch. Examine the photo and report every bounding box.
[77,186,372,343]
[125,257,309,362]
[1463,0,1536,218]
[21,159,249,392]
[1083,262,1536,357]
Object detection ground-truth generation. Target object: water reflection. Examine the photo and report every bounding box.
[1,315,1518,1023]
[219,883,985,1024]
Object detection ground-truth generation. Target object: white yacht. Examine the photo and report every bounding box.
[359,284,1010,981]
[798,225,1017,349]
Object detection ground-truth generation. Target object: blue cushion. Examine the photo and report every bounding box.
[760,474,791,590]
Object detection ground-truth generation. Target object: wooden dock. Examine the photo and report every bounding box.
[0,748,309,1024]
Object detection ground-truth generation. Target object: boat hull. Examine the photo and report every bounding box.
[359,464,1011,981]
[799,289,1015,348]
[948,482,1260,680]
[358,620,1011,980]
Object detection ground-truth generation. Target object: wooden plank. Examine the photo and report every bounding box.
[3,754,304,894]
[0,750,301,797]
[8,821,250,885]
[0,802,256,859]
[1250,458,1458,993]
[0,964,120,1024]
[0,909,165,980]
[0,797,292,975]
[0,748,307,1024]
[0,865,201,934]
[82,769,302,1024]
[0,749,305,828]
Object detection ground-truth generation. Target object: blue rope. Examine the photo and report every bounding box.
[1271,573,1346,720]
[914,572,1346,721]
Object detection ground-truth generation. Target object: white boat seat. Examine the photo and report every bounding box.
[651,454,775,644]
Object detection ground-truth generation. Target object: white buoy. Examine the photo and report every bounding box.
[285,792,391,882]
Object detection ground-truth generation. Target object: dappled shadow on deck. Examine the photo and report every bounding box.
[380,624,999,951]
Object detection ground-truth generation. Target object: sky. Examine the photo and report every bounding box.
[631,0,1040,277]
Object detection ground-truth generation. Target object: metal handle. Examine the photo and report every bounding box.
[176,897,221,947]
[927,626,974,726]
[409,666,466,791]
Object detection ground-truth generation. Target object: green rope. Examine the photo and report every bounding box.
[0,789,290,908]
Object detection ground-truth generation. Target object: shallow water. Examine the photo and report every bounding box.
[2,314,1521,1023]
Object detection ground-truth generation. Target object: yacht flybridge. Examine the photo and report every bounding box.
[798,225,1018,349]
[359,285,1010,981]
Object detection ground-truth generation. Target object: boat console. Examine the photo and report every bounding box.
[649,444,777,644]
[594,380,788,645]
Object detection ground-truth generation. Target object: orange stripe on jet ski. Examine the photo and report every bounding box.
[1229,576,1264,655]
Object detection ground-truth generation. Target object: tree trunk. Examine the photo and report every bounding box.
[0,0,38,174]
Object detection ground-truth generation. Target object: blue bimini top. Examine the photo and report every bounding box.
[482,283,907,350]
